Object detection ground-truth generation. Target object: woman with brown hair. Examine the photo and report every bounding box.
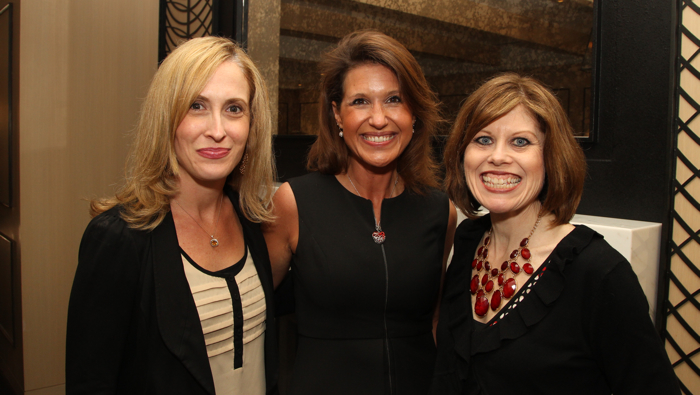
[264,30,457,394]
[66,37,278,394]
[431,72,679,394]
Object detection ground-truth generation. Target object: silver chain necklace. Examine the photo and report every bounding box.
[173,194,224,248]
[347,172,398,244]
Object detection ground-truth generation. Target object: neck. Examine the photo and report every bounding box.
[345,162,399,203]
[489,203,543,251]
[172,175,226,213]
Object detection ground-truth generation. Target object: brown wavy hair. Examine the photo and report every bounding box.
[90,36,276,229]
[307,30,442,193]
[443,73,586,225]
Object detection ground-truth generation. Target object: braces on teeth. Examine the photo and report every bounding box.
[482,175,520,188]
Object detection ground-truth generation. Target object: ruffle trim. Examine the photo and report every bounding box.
[445,216,601,361]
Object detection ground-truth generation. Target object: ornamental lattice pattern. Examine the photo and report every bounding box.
[668,2,700,393]
[161,0,214,59]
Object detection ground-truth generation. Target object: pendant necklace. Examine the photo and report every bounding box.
[173,193,224,248]
[347,172,398,245]
[471,213,543,317]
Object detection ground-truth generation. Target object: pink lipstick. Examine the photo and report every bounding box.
[197,148,230,159]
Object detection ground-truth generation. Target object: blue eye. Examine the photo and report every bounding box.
[513,138,530,147]
[474,136,492,145]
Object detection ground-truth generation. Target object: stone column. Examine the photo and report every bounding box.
[247,0,281,134]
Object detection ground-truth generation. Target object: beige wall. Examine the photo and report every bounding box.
[17,1,158,392]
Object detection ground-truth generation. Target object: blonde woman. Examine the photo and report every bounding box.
[66,37,278,395]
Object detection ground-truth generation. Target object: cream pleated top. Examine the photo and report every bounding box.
[182,247,266,395]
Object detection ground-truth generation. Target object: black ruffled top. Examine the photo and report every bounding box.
[430,215,681,395]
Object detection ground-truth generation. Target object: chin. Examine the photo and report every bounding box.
[475,198,515,214]
[195,170,235,184]
[369,154,402,168]
[480,206,510,215]
[485,201,540,217]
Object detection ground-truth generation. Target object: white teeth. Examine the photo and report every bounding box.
[482,174,521,189]
[362,134,394,143]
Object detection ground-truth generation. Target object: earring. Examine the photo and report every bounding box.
[338,125,344,138]
[239,153,249,175]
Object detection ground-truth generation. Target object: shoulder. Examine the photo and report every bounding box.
[224,186,270,254]
[401,187,450,221]
[75,206,152,287]
[270,182,298,217]
[227,186,254,228]
[87,205,125,230]
[546,225,641,300]
[446,216,489,276]
[81,206,149,250]
[447,215,489,272]
[287,171,328,190]
[263,182,299,248]
[286,172,343,210]
[413,186,449,205]
[454,215,490,243]
[558,225,627,277]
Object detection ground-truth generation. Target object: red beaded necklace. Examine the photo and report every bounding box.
[471,214,543,317]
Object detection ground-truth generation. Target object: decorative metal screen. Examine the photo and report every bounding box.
[158,0,247,62]
[159,0,214,61]
[667,1,700,393]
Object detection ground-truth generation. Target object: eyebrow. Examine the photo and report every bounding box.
[194,94,249,105]
[346,90,401,98]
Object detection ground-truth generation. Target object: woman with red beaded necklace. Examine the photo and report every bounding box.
[431,73,680,394]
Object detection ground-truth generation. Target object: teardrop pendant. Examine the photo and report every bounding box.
[372,231,386,244]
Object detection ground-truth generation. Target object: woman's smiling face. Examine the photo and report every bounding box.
[174,60,250,186]
[463,104,546,216]
[332,63,414,172]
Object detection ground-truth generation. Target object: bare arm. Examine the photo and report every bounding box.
[433,200,458,343]
[262,182,299,289]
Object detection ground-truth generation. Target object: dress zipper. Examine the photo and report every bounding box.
[379,236,394,394]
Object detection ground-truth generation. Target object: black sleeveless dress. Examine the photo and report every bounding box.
[287,172,450,395]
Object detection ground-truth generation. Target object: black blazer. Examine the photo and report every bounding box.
[66,188,278,395]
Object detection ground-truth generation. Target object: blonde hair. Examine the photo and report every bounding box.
[91,36,276,229]
[444,73,586,225]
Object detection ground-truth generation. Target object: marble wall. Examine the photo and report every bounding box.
[275,0,593,137]
[248,0,282,135]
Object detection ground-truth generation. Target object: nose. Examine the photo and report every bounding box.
[204,114,226,142]
[488,141,511,166]
[368,103,388,129]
